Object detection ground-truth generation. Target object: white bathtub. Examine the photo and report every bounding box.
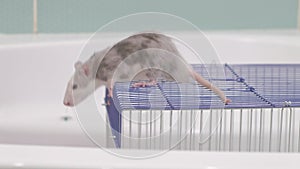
[0,144,299,169]
[0,30,300,168]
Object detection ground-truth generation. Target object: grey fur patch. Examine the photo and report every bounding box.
[92,32,182,86]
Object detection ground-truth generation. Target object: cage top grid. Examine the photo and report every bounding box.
[105,64,300,148]
[112,64,300,110]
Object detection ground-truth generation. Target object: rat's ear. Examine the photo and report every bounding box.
[82,64,89,76]
[74,61,83,70]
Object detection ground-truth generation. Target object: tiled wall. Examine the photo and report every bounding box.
[0,0,299,34]
[0,0,33,33]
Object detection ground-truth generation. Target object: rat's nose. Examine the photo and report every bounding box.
[64,101,71,106]
[64,101,75,107]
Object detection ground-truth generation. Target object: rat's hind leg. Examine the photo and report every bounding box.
[131,80,157,88]
[131,69,160,88]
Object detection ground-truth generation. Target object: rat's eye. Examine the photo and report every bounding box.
[72,84,78,90]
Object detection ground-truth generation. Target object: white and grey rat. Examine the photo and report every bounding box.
[63,32,231,106]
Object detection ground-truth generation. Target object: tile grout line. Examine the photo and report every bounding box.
[33,0,38,33]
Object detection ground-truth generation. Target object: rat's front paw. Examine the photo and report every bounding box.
[224,98,232,105]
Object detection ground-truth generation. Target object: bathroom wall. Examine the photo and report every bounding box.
[0,0,299,34]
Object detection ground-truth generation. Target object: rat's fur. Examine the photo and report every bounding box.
[63,33,230,106]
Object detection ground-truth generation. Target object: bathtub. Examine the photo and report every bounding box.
[0,30,300,168]
[0,144,299,169]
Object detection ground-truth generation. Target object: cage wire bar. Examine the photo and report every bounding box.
[104,64,300,152]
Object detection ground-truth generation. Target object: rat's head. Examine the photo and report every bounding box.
[63,61,95,107]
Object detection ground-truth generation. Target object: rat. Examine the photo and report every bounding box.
[63,32,231,107]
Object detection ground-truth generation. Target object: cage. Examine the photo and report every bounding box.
[104,64,300,152]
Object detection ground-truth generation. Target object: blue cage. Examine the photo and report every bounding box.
[104,64,300,152]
